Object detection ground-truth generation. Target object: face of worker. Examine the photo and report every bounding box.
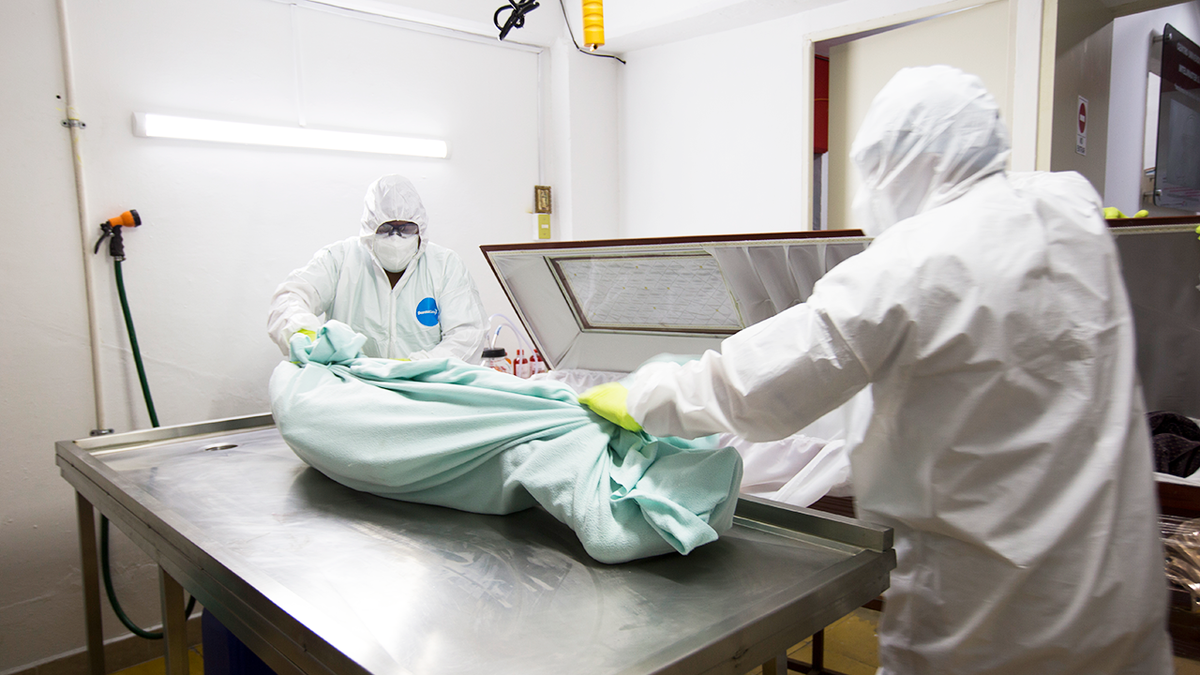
[372,220,420,272]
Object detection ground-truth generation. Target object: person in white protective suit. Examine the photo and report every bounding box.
[267,175,488,362]
[580,66,1172,674]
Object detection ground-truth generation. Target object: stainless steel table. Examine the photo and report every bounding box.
[58,414,894,675]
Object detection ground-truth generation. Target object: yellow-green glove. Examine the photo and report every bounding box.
[578,382,642,432]
[1102,207,1149,219]
[296,328,317,341]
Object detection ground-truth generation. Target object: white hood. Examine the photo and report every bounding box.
[359,174,429,238]
[850,65,1011,237]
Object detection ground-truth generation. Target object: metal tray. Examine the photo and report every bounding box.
[58,414,893,675]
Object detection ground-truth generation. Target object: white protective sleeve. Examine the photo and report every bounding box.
[267,246,341,355]
[626,291,879,443]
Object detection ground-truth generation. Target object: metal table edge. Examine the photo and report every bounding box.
[734,494,892,552]
[71,413,276,451]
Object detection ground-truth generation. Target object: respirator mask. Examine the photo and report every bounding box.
[372,234,418,272]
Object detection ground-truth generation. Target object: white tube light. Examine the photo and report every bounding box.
[132,112,448,158]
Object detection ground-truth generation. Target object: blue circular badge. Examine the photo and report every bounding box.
[415,297,439,327]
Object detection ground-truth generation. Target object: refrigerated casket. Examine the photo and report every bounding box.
[481,230,872,509]
[56,225,897,675]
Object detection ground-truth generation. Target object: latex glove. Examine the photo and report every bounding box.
[287,329,318,365]
[1103,207,1149,219]
[578,382,643,432]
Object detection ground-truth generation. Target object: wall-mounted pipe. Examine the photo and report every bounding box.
[55,0,110,435]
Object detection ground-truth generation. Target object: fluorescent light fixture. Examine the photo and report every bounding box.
[132,112,448,158]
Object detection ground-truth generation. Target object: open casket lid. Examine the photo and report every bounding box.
[480,230,871,373]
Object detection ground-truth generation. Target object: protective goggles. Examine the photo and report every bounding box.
[376,221,419,237]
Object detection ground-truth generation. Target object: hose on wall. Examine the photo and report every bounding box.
[95,222,197,639]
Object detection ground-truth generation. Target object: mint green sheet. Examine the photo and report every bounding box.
[268,321,742,564]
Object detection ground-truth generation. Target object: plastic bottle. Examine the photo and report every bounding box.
[481,347,511,375]
[515,348,531,379]
[530,350,547,376]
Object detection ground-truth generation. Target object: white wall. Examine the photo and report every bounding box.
[1105,1,1200,214]
[619,0,1044,240]
[550,39,623,242]
[1,1,100,670]
[619,20,808,238]
[0,0,623,670]
[827,1,1013,230]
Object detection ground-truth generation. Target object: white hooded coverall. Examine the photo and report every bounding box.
[625,67,1172,675]
[267,175,488,362]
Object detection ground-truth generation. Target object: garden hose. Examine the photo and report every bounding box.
[114,260,158,428]
[95,214,196,639]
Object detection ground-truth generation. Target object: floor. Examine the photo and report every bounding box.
[113,645,203,675]
[745,607,884,675]
[112,609,1200,675]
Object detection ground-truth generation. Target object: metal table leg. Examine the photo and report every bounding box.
[789,629,853,675]
[761,651,790,675]
[159,567,189,675]
[76,492,106,675]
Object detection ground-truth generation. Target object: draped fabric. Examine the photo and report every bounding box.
[269,321,743,564]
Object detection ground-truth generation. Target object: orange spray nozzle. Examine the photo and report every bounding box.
[104,210,141,228]
[94,209,142,259]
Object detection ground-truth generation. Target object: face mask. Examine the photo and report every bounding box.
[372,234,419,272]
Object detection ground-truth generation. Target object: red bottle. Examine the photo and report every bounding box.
[515,348,531,379]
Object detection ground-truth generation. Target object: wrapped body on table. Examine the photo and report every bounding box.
[269,321,743,564]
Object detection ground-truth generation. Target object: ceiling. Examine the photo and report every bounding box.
[311,0,845,52]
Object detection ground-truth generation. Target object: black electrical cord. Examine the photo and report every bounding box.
[494,0,540,41]
[492,0,625,63]
[557,0,625,64]
[94,222,197,639]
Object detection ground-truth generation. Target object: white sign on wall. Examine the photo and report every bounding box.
[1076,95,1088,156]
